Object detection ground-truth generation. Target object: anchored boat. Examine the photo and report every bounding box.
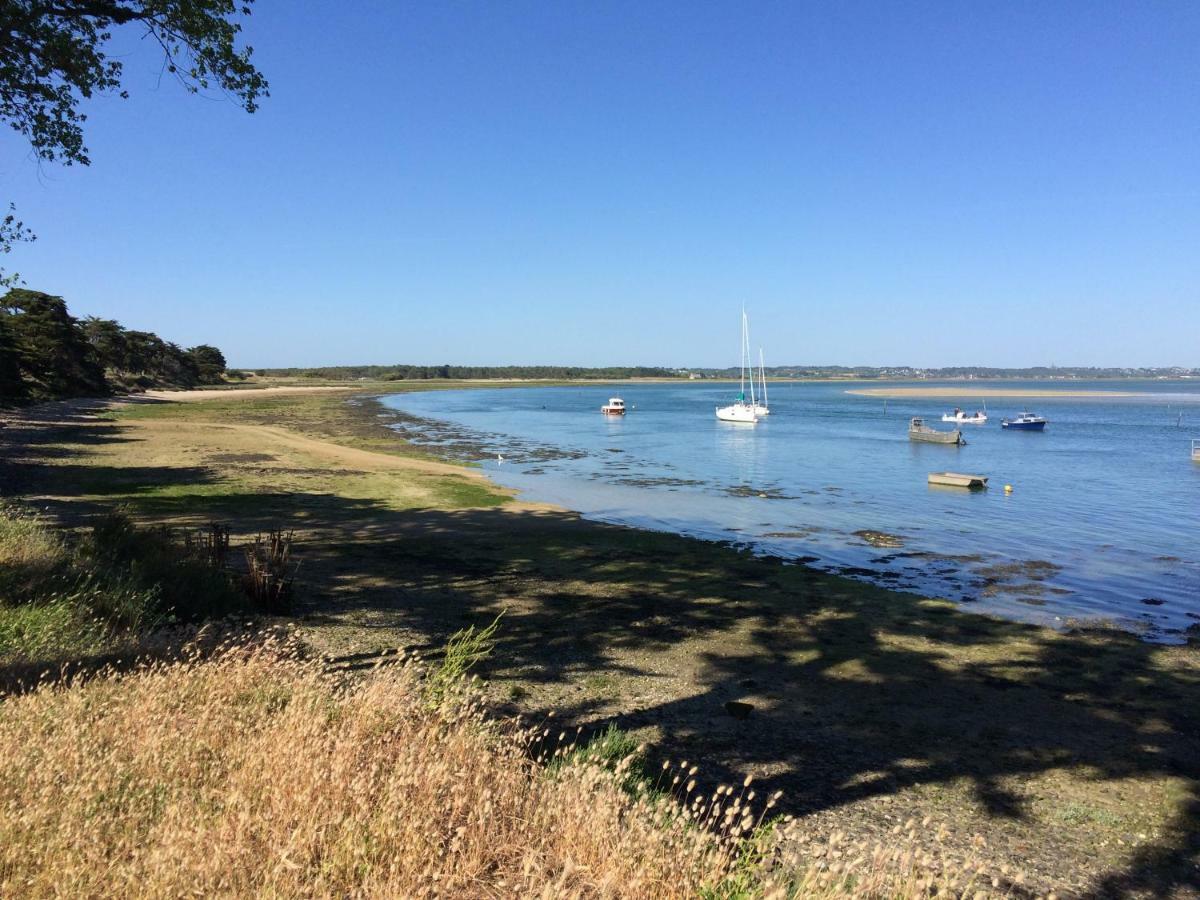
[751,348,770,417]
[716,310,759,425]
[600,397,626,416]
[909,417,965,445]
[1001,411,1047,431]
[941,407,988,424]
[928,472,989,489]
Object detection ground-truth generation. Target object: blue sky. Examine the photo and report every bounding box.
[2,1,1197,368]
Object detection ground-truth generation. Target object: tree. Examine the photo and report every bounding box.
[0,1,268,277]
[1,288,107,399]
[81,315,130,370]
[0,310,27,401]
[187,344,226,383]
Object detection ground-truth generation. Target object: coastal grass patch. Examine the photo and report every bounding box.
[0,506,251,668]
[0,640,742,898]
[0,638,1015,898]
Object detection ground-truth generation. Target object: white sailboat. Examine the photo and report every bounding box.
[752,347,770,417]
[715,310,759,424]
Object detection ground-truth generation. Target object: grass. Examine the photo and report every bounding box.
[3,386,1198,894]
[0,638,1013,898]
[0,505,255,667]
[0,639,733,897]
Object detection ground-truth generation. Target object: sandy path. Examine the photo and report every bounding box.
[130,415,562,515]
[135,419,486,480]
[846,386,1138,399]
[141,386,355,402]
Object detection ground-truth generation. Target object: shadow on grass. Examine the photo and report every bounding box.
[2,455,1197,894]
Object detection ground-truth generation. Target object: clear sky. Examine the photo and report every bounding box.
[2,1,1197,369]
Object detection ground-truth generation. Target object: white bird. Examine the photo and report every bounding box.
[496,453,504,465]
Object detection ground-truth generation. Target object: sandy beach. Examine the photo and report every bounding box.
[846,386,1139,399]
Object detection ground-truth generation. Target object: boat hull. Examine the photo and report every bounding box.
[1002,421,1045,431]
[716,404,757,424]
[928,472,988,489]
[910,429,964,444]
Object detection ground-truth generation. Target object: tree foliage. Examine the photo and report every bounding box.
[0,0,268,277]
[1,288,227,404]
[1,288,107,400]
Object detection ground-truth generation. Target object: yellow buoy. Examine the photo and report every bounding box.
[1004,484,1013,493]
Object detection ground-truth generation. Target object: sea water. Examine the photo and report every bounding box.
[380,381,1200,642]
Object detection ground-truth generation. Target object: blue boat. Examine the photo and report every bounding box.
[1001,411,1047,431]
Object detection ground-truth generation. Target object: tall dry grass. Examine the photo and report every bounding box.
[0,639,735,897]
[0,638,1025,898]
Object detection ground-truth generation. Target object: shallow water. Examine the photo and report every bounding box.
[380,381,1200,642]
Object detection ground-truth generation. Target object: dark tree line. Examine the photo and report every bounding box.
[0,288,226,404]
[256,365,682,382]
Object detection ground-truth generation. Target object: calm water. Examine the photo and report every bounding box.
[380,381,1200,642]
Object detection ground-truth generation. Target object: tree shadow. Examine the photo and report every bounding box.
[2,462,1196,894]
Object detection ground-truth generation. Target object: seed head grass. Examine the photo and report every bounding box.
[0,636,1026,898]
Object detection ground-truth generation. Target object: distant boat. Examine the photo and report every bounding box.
[941,407,987,424]
[716,310,759,424]
[1002,411,1047,431]
[601,397,626,416]
[909,417,965,445]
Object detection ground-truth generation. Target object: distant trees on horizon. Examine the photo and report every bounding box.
[256,365,681,381]
[1,289,227,405]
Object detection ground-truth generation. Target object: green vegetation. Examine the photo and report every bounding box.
[0,504,255,667]
[425,613,503,705]
[1,289,227,404]
[256,363,682,380]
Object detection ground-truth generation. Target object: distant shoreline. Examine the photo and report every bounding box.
[846,386,1141,399]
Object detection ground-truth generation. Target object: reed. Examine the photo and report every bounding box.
[242,529,296,612]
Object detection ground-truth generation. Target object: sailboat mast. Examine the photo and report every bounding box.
[759,348,768,409]
[745,311,757,407]
[738,310,746,400]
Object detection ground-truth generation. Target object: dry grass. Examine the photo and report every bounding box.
[0,639,1021,899]
[0,504,66,577]
[0,639,732,897]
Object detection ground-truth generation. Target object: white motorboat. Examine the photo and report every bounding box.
[941,407,988,424]
[715,310,759,424]
[600,397,626,416]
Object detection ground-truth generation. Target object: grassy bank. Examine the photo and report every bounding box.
[1,387,1197,896]
[0,636,1015,898]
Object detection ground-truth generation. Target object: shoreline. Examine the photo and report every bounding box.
[846,386,1142,398]
[371,385,1195,644]
[3,384,1197,894]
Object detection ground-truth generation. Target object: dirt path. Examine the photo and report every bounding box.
[142,386,355,402]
